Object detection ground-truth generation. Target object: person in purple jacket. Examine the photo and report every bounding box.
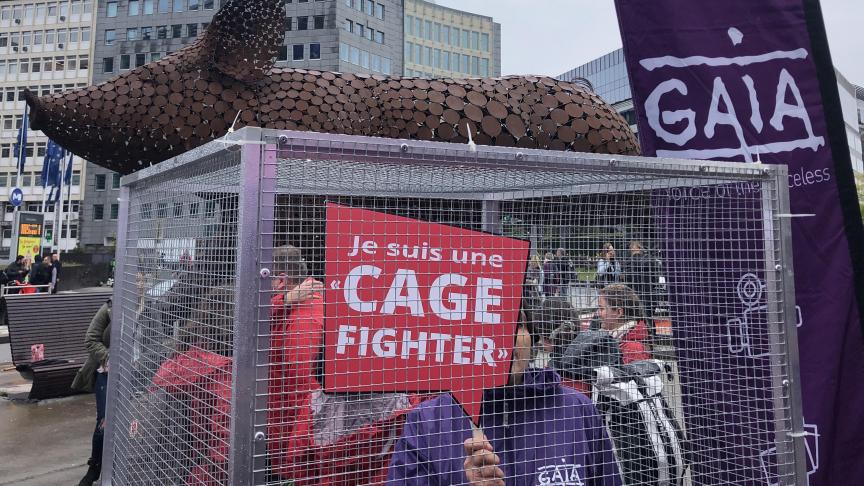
[386,323,622,486]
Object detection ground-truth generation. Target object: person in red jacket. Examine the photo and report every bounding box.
[597,284,650,363]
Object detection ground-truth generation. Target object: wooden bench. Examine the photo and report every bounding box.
[4,288,113,400]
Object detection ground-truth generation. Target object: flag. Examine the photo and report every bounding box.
[14,104,29,175]
[63,152,74,185]
[41,139,65,188]
[615,0,864,484]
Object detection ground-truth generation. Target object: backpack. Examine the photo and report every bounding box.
[551,329,622,382]
[592,360,687,486]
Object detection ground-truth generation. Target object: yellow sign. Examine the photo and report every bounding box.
[17,235,42,260]
[13,212,44,261]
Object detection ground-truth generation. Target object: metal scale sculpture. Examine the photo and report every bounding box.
[25,0,639,175]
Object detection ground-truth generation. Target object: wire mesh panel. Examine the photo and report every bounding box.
[106,128,804,486]
[107,149,242,486]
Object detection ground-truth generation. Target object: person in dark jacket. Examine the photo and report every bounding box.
[50,252,62,293]
[71,299,112,486]
[623,241,658,335]
[386,323,622,486]
[28,255,53,291]
[4,255,28,292]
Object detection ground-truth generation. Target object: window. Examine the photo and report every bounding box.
[129,0,140,15]
[366,27,374,41]
[102,57,114,73]
[375,3,384,20]
[189,202,199,216]
[72,171,81,186]
[405,42,412,62]
[95,174,106,190]
[406,15,413,35]
[452,27,460,47]
[356,23,364,37]
[360,50,369,69]
[313,15,324,29]
[104,30,116,45]
[110,204,119,220]
[107,1,118,17]
[156,203,168,218]
[157,25,167,39]
[480,57,489,77]
[173,202,183,217]
[434,23,441,42]
[187,24,197,37]
[143,0,154,15]
[23,173,32,187]
[344,19,352,33]
[171,24,182,38]
[173,0,184,12]
[141,203,152,219]
[442,25,450,45]
[462,54,469,74]
[364,0,373,15]
[471,31,480,50]
[374,30,383,44]
[204,0,214,8]
[442,51,450,70]
[126,28,138,41]
[80,57,89,71]
[0,174,7,187]
[188,0,199,10]
[112,173,121,189]
[135,53,146,67]
[425,20,432,40]
[461,30,469,48]
[339,42,349,62]
[120,54,130,70]
[292,44,304,61]
[93,204,104,220]
[414,17,422,37]
[277,46,288,61]
[141,26,152,40]
[297,16,308,30]
[309,43,320,60]
[481,32,489,51]
[158,0,169,13]
[285,17,292,30]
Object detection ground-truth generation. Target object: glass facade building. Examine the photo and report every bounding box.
[403,0,500,79]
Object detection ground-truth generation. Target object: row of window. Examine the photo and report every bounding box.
[338,42,392,74]
[0,55,90,77]
[286,15,325,31]
[0,171,82,188]
[109,0,215,17]
[103,51,164,73]
[92,203,119,221]
[137,200,217,220]
[344,19,385,44]
[3,200,79,213]
[105,22,204,44]
[1,83,87,105]
[277,43,322,62]
[405,42,489,77]
[93,173,121,190]
[343,0,385,21]
[0,27,91,51]
[0,1,93,23]
[406,16,490,53]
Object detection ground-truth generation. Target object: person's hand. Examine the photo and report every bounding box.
[285,278,323,306]
[464,429,505,486]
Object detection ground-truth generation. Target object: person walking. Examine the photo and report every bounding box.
[50,252,62,293]
[71,299,112,486]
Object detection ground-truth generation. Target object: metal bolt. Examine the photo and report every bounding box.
[254,431,266,441]
[515,152,524,160]
[700,166,709,172]
[782,379,790,388]
[608,159,618,167]
[775,264,782,270]
[259,268,271,278]
[400,143,409,152]
[277,135,289,145]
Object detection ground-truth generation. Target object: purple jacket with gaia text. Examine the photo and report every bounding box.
[386,368,622,486]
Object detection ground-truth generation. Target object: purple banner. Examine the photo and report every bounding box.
[615,1,864,485]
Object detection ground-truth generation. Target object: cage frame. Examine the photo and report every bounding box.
[103,126,807,486]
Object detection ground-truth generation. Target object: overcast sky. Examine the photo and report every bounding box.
[435,0,864,86]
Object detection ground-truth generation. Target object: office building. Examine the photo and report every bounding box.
[560,48,864,173]
[0,0,92,256]
[85,0,404,250]
[403,0,500,79]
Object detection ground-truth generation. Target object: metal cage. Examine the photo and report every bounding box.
[104,127,806,486]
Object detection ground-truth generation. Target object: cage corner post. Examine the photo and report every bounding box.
[229,134,271,486]
[101,183,131,486]
[761,165,807,485]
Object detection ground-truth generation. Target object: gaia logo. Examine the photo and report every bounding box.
[639,27,827,167]
[536,459,584,486]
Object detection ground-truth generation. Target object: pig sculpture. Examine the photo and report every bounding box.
[25,0,639,175]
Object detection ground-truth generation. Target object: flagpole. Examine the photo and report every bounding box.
[56,154,66,253]
[65,154,73,253]
[14,104,29,217]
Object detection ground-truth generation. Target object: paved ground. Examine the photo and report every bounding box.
[0,366,99,486]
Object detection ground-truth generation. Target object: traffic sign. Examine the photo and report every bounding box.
[9,187,23,207]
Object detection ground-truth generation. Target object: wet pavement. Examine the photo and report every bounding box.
[0,367,99,485]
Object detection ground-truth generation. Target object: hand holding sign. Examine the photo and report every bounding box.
[323,203,530,424]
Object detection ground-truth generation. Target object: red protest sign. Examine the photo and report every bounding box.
[323,203,530,424]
